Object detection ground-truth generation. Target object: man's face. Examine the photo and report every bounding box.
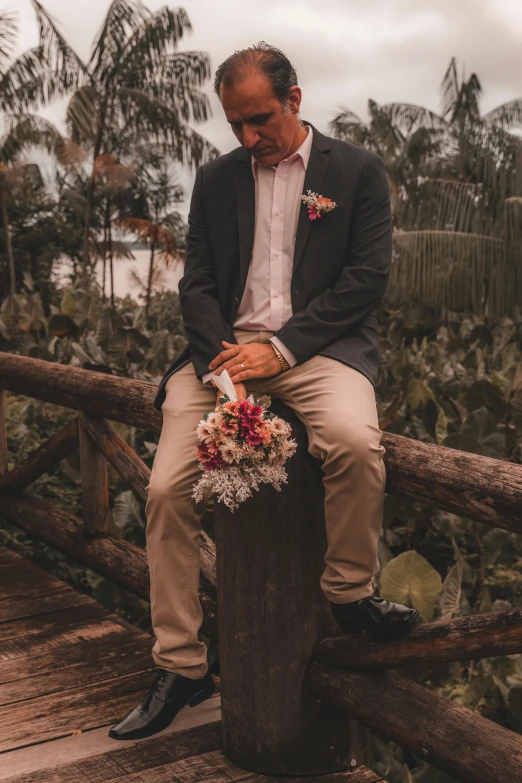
[220,71,302,166]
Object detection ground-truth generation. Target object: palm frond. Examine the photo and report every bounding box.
[31,0,87,94]
[93,153,135,191]
[65,85,100,145]
[390,230,521,319]
[154,51,211,89]
[116,86,183,137]
[394,178,503,236]
[0,113,63,163]
[90,0,148,81]
[441,57,460,119]
[328,106,372,147]
[0,46,47,111]
[117,6,193,86]
[0,10,17,69]
[55,138,87,169]
[383,103,445,133]
[146,83,210,125]
[116,215,179,260]
[116,87,218,165]
[126,263,168,293]
[484,98,522,131]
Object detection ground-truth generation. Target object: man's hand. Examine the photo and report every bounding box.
[214,381,246,406]
[209,341,281,383]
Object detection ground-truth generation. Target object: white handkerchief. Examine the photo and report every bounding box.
[211,370,255,405]
[210,369,237,402]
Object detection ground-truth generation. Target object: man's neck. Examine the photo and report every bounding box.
[285,121,309,159]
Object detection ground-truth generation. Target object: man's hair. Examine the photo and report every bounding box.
[213,42,298,109]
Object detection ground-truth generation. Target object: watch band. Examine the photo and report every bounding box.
[271,343,290,372]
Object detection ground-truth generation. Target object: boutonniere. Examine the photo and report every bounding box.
[301,190,337,221]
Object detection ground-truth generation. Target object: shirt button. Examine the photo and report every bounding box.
[273,292,279,298]
[275,211,281,216]
[274,252,279,257]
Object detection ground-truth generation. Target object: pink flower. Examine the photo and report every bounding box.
[301,190,337,221]
[220,418,238,435]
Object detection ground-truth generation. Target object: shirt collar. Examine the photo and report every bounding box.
[251,123,313,178]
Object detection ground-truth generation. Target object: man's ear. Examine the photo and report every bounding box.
[288,85,302,114]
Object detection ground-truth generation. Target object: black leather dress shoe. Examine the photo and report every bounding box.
[108,668,215,740]
[330,593,421,641]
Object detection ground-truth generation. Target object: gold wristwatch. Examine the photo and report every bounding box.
[271,343,290,372]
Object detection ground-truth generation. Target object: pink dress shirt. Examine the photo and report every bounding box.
[203,124,314,385]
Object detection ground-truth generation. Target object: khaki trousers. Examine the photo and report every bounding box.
[145,329,387,678]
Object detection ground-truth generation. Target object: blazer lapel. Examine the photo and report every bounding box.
[293,126,330,272]
[234,123,331,284]
[236,150,256,294]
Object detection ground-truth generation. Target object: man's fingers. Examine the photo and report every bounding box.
[227,362,254,378]
[209,347,239,370]
[231,369,255,383]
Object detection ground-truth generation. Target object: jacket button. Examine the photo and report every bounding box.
[234,297,239,306]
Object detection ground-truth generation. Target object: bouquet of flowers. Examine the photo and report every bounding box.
[192,370,297,512]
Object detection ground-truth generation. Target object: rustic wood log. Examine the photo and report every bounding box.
[381,432,522,533]
[0,492,218,638]
[2,353,522,532]
[214,402,354,776]
[0,389,7,478]
[76,413,150,502]
[309,661,522,783]
[78,411,110,537]
[0,352,162,432]
[72,412,217,589]
[0,417,79,495]
[314,607,522,670]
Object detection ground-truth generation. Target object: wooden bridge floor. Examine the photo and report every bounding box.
[0,545,383,782]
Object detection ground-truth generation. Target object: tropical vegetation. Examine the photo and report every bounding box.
[330,58,522,321]
[0,5,522,783]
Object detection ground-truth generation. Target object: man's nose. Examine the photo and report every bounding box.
[241,126,260,150]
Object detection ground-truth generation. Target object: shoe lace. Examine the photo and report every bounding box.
[150,668,172,700]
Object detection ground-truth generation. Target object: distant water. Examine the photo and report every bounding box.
[53,249,184,300]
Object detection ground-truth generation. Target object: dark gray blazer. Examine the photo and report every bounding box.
[153,121,392,412]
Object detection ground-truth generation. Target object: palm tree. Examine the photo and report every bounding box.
[117,147,185,315]
[0,114,64,294]
[0,5,75,294]
[44,0,218,280]
[330,57,522,319]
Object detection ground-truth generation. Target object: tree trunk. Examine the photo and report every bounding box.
[214,401,353,775]
[0,175,16,295]
[81,119,105,280]
[108,198,115,307]
[102,203,109,303]
[145,240,155,318]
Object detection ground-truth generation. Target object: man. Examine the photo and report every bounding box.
[109,42,420,742]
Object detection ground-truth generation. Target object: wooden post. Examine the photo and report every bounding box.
[78,411,110,538]
[214,402,354,776]
[0,389,8,477]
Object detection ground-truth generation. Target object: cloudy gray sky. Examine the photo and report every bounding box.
[15,0,522,207]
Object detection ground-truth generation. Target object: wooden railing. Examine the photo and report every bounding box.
[1,351,522,782]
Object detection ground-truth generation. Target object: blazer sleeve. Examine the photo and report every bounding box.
[178,166,238,380]
[271,151,392,364]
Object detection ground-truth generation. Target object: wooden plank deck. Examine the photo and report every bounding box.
[0,545,383,782]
